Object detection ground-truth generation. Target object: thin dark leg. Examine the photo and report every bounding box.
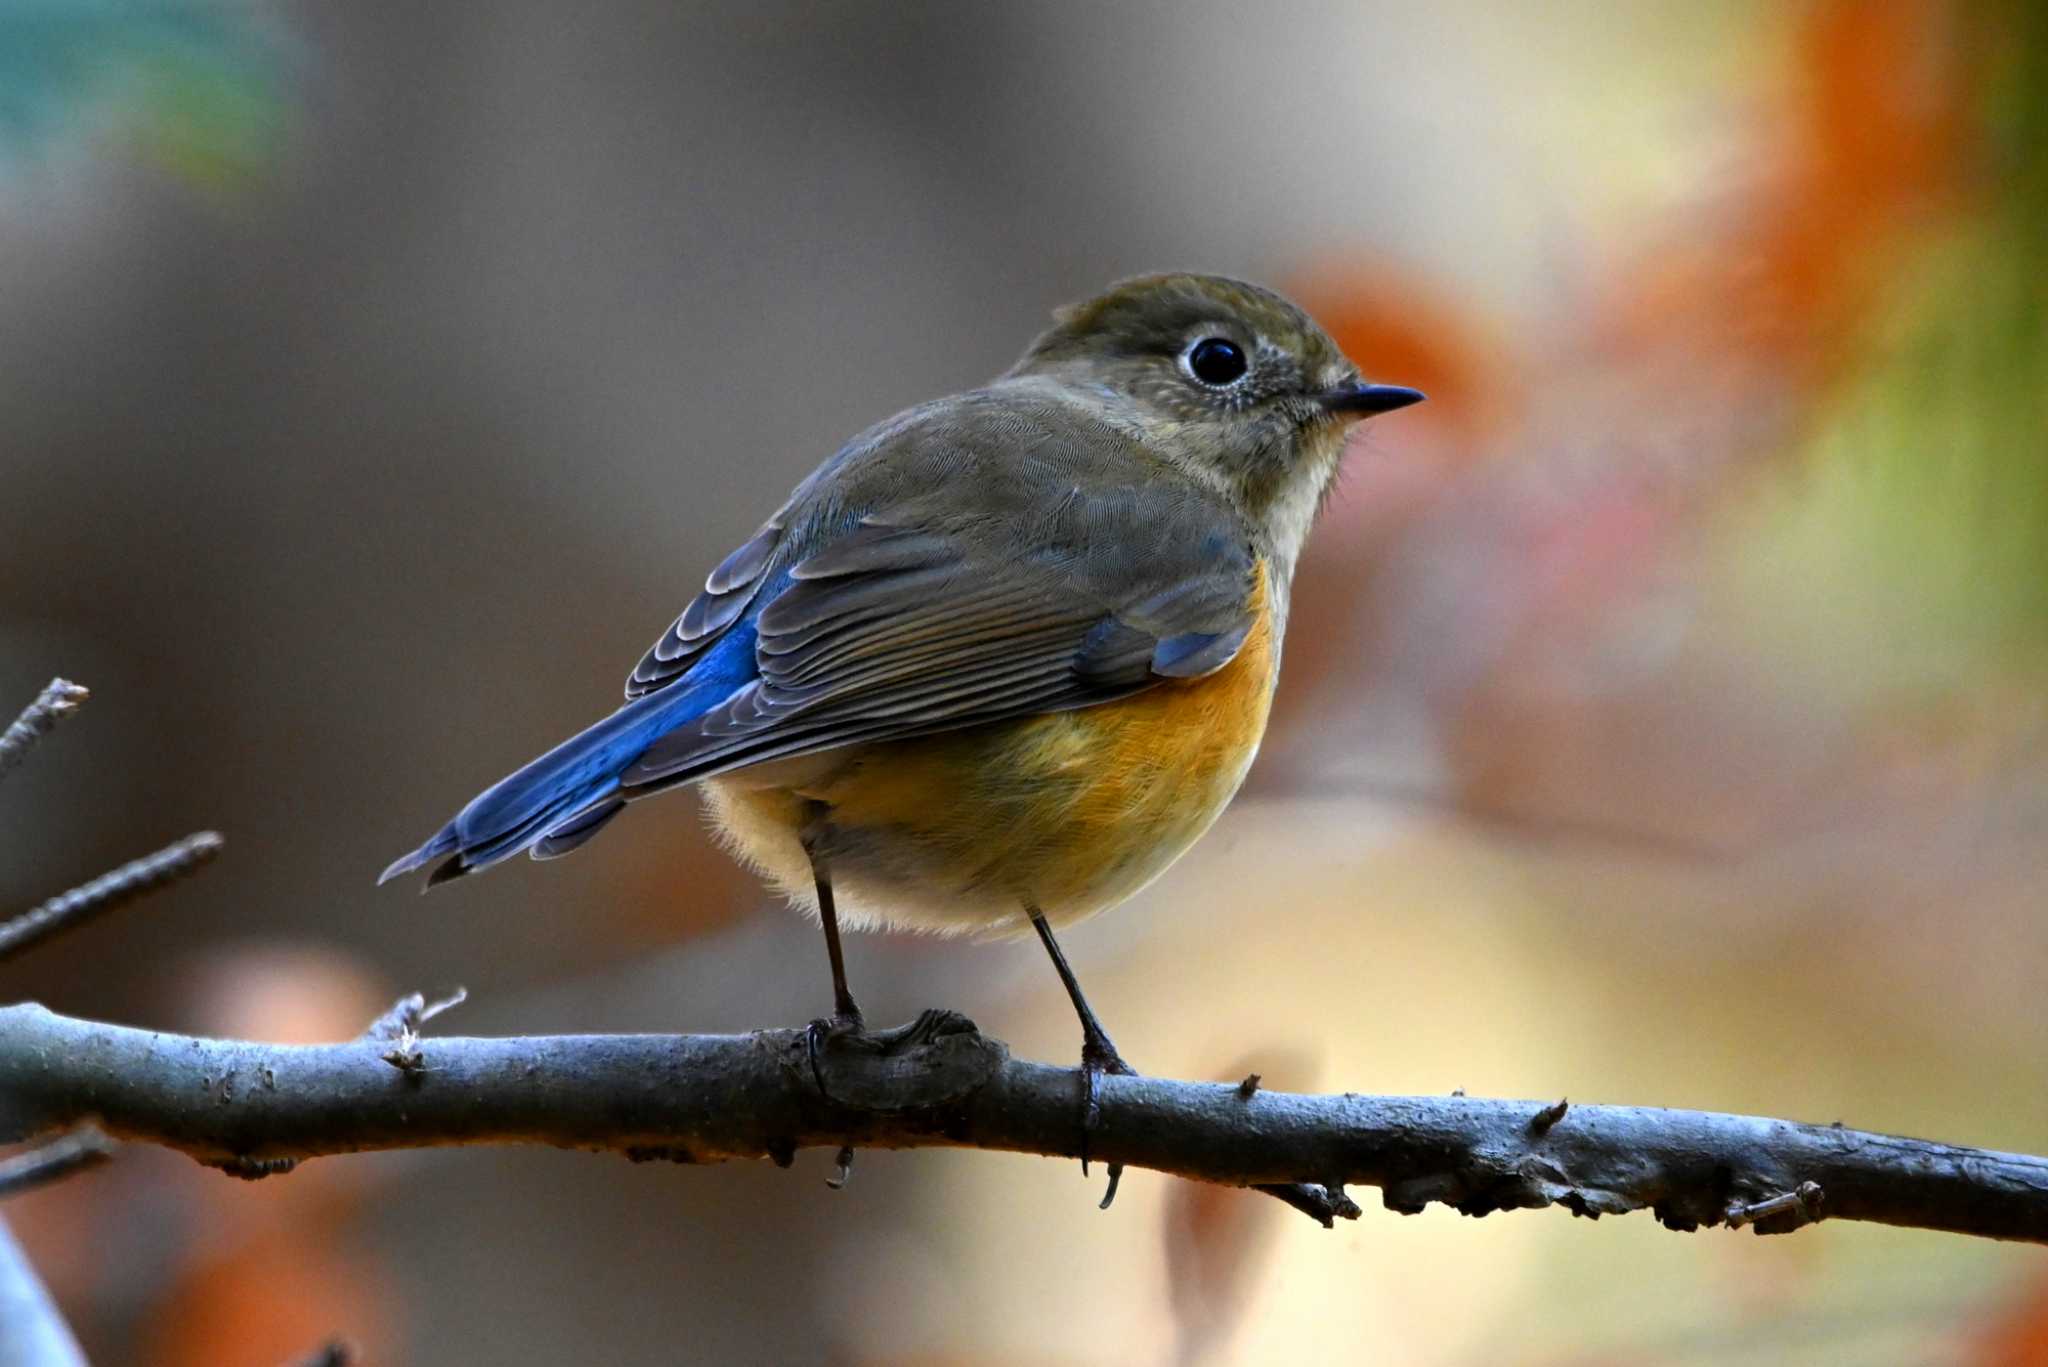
[802,820,866,1134]
[813,859,862,1027]
[1029,908,1355,1224]
[1028,905,1130,1082]
[1028,903,1134,1208]
[801,812,862,1029]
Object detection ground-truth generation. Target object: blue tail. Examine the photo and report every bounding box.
[379,673,730,888]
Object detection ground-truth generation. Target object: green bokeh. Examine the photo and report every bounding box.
[0,0,288,187]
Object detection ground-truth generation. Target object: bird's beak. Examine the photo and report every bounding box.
[1317,381,1427,418]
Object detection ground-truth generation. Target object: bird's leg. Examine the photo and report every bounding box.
[1027,902,1135,1208]
[802,815,866,1114]
[813,861,863,1030]
[800,807,864,1030]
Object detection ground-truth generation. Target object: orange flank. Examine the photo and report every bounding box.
[703,562,1279,934]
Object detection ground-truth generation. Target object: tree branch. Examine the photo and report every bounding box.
[0,832,223,963]
[0,1126,114,1199]
[0,1002,2041,1242]
[0,1216,87,1367]
[0,679,89,786]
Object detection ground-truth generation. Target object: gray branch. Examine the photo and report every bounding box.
[0,832,224,963]
[0,679,89,786]
[0,1216,87,1367]
[0,1125,114,1199]
[0,1003,2042,1242]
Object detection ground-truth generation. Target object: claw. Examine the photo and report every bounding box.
[804,1011,867,1099]
[1076,1033,1135,1203]
[804,1019,830,1096]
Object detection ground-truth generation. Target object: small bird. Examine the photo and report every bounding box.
[383,273,1421,1184]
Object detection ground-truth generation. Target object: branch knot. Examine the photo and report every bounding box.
[798,1008,1005,1110]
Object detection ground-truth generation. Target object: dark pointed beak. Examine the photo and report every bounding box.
[1318,381,1427,418]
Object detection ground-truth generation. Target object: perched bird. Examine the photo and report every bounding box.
[383,273,1421,1187]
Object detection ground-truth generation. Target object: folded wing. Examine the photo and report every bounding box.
[620,492,1260,792]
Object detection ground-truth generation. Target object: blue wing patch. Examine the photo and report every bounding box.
[1150,622,1252,678]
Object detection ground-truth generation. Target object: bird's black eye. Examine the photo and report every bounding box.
[1185,336,1248,387]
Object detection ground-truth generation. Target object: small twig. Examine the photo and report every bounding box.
[1236,1073,1262,1100]
[0,1126,115,1200]
[0,1215,87,1367]
[1530,1098,1569,1135]
[419,988,467,1024]
[1726,1180,1825,1232]
[362,988,466,1077]
[0,679,89,786]
[0,831,223,963]
[1256,1180,1360,1226]
[0,676,108,1367]
[359,994,424,1044]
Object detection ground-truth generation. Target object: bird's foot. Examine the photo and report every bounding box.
[1078,1027,1137,1210]
[804,1005,867,1098]
[806,1005,866,1189]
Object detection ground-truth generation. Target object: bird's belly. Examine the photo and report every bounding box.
[700,609,1276,937]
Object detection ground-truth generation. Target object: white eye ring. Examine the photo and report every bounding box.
[1183,336,1250,387]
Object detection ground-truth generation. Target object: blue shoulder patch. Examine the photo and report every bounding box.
[1150,621,1252,679]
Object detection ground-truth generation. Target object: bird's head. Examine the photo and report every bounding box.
[1012,272,1423,553]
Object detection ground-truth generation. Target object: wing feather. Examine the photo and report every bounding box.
[622,517,1257,791]
[625,519,785,699]
[619,396,1265,793]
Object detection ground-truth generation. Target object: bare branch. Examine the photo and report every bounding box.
[0,679,89,786]
[0,1126,115,1200]
[0,1003,2041,1242]
[0,1216,87,1367]
[0,832,223,963]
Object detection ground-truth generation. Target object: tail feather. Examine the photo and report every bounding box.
[380,677,721,887]
[423,787,613,884]
[379,826,458,885]
[531,797,628,860]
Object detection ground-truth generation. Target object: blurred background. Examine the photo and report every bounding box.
[1,1,2044,1362]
